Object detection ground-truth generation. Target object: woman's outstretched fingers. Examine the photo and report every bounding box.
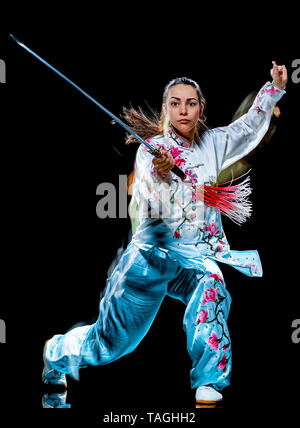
[281,65,288,82]
[271,61,279,78]
[271,60,288,89]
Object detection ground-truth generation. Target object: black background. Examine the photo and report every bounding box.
[0,11,299,425]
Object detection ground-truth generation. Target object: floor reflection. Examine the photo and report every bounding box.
[42,391,71,408]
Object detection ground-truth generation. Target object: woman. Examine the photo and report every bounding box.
[42,62,287,406]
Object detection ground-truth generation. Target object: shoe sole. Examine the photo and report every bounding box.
[196,399,223,409]
[196,399,222,404]
[196,402,222,408]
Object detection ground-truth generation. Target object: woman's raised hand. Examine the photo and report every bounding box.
[271,61,288,90]
[152,149,175,176]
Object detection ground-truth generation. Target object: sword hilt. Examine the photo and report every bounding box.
[151,149,187,180]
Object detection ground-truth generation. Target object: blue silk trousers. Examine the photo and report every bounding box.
[46,242,232,390]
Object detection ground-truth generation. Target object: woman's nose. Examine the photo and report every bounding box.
[179,104,187,115]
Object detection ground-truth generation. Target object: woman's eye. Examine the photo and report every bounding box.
[171,102,179,107]
[189,102,196,107]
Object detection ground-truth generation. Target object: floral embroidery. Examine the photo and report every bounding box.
[200,222,227,255]
[175,157,186,167]
[184,169,198,183]
[208,273,223,284]
[266,87,280,95]
[204,222,220,237]
[195,272,232,372]
[191,190,197,202]
[208,332,220,351]
[263,84,280,96]
[252,82,281,114]
[174,230,181,239]
[199,221,227,254]
[170,147,183,158]
[168,146,187,170]
[168,127,191,149]
[218,354,228,372]
[197,309,208,324]
[202,287,219,305]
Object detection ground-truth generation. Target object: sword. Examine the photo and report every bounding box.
[10,34,186,180]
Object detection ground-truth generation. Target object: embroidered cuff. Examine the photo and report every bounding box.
[251,81,285,113]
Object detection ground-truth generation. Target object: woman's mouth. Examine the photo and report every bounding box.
[178,119,189,124]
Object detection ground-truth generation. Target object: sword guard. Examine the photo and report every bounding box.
[151,149,162,158]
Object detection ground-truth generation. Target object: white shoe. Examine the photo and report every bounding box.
[195,386,223,404]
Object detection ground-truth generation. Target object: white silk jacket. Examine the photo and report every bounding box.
[130,81,285,277]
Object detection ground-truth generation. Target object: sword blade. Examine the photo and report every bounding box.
[9,34,154,152]
[10,34,187,180]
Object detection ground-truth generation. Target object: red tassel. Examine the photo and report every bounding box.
[196,175,252,225]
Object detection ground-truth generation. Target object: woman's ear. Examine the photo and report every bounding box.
[199,103,204,119]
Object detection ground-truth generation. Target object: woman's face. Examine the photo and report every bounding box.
[164,84,204,141]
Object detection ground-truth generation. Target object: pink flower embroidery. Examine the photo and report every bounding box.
[223,344,229,351]
[252,95,261,109]
[208,332,219,351]
[204,222,220,236]
[185,170,198,183]
[218,354,227,372]
[197,309,208,324]
[174,230,180,239]
[202,287,219,305]
[265,86,280,96]
[170,147,183,158]
[208,273,223,284]
[175,157,186,167]
[216,245,223,253]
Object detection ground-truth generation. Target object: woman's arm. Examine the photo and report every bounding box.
[212,61,288,174]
